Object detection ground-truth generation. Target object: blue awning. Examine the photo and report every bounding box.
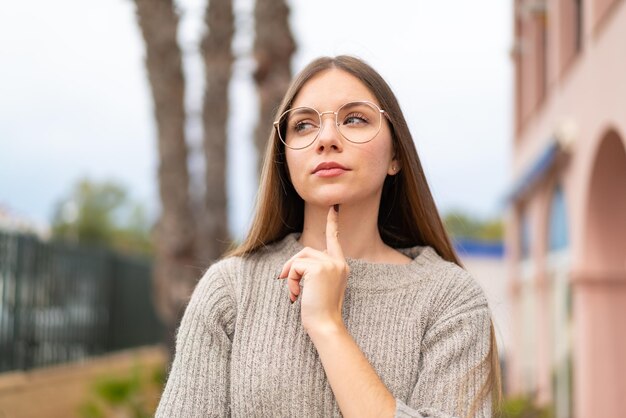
[454,238,504,259]
[504,138,564,204]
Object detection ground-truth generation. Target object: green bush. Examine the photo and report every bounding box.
[79,361,166,418]
[497,396,554,418]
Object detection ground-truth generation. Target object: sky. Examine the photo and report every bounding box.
[0,0,513,240]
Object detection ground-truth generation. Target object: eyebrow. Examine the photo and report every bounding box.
[290,100,379,110]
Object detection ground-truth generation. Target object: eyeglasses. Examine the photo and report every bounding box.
[273,101,387,150]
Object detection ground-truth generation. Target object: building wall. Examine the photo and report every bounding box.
[509,1,626,416]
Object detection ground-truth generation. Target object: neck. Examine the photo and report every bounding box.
[298,199,388,261]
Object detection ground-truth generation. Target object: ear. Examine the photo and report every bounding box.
[387,156,401,176]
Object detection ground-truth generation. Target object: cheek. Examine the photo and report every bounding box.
[284,153,312,200]
[284,151,302,186]
[361,136,394,171]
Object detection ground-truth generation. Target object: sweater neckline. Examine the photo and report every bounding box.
[274,232,442,290]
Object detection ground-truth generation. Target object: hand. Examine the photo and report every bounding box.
[278,205,350,333]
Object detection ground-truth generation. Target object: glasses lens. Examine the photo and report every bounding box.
[277,102,383,149]
[278,107,320,149]
[337,102,382,143]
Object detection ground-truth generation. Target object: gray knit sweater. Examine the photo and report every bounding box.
[155,233,492,417]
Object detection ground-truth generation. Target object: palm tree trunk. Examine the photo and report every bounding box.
[199,0,234,259]
[253,0,296,174]
[133,0,197,339]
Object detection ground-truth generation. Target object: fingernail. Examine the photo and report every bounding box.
[334,204,339,213]
[290,298,294,304]
[277,276,283,280]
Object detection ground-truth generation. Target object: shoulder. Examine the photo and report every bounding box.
[177,258,239,331]
[193,256,247,306]
[437,258,487,306]
[197,257,238,290]
[416,248,490,320]
[222,233,299,274]
[196,236,294,293]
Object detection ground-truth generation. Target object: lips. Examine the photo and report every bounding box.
[312,161,349,174]
[312,161,350,178]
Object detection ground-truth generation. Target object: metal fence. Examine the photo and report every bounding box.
[0,231,163,373]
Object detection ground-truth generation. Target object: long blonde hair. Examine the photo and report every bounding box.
[227,55,502,415]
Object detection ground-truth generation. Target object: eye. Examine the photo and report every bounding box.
[342,112,369,126]
[292,119,318,133]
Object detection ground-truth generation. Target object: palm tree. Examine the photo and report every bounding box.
[133,0,197,342]
[253,0,296,173]
[132,0,296,356]
[199,0,234,260]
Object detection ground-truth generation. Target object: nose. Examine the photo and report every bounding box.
[315,112,343,152]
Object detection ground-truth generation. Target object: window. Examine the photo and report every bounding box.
[521,211,532,260]
[549,185,570,251]
[518,205,538,395]
[534,10,548,104]
[574,0,583,52]
[560,0,584,73]
[547,184,573,418]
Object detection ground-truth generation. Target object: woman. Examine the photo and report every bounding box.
[156,55,501,417]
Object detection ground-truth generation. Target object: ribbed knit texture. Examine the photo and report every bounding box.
[155,233,492,417]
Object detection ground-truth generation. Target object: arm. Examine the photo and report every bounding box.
[155,262,236,418]
[397,280,493,418]
[307,323,397,418]
[309,277,493,418]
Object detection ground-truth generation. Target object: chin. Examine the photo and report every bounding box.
[308,198,344,208]
[306,189,384,210]
[295,184,347,205]
[302,193,347,208]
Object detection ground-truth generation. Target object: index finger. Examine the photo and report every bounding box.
[326,204,344,259]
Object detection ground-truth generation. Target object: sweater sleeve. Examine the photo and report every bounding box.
[155,261,237,417]
[394,272,493,418]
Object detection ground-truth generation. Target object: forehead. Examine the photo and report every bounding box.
[291,69,380,110]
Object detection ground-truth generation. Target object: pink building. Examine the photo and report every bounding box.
[506,0,626,417]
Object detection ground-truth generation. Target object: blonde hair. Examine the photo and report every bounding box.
[227,55,502,415]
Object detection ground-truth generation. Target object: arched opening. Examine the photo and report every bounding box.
[575,129,626,417]
[583,129,626,273]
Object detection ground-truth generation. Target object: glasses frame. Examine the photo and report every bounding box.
[273,100,387,150]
